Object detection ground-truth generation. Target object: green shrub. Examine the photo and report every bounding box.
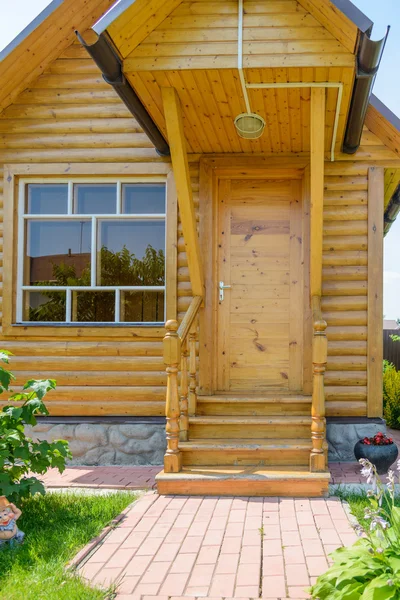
[310,460,400,599]
[383,361,400,430]
[0,351,71,502]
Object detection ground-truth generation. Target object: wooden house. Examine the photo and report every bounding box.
[1,0,400,496]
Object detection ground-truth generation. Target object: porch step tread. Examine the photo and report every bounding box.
[189,416,311,425]
[198,394,312,403]
[157,465,329,479]
[156,467,330,497]
[181,438,312,451]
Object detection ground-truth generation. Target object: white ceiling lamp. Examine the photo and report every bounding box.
[234,0,265,140]
[234,113,265,140]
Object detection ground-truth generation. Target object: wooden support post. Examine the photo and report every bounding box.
[163,319,182,473]
[188,322,197,416]
[161,86,204,297]
[310,87,325,298]
[310,302,328,473]
[367,167,384,417]
[180,337,189,441]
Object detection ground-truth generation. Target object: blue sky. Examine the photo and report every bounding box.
[1,0,400,318]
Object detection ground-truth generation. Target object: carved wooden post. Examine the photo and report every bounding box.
[188,322,197,416]
[163,319,182,473]
[310,317,328,472]
[180,336,189,441]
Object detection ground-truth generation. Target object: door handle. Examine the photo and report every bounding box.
[219,281,231,302]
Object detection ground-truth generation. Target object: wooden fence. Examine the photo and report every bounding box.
[384,329,400,370]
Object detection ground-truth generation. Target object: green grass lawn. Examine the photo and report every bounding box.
[0,490,137,600]
[337,490,400,528]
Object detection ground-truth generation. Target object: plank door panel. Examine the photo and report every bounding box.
[217,178,303,392]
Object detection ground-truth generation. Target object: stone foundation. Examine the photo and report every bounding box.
[326,417,387,462]
[26,418,166,466]
[27,416,387,466]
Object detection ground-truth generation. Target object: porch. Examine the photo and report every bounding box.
[156,84,333,496]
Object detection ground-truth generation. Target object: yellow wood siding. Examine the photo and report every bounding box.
[0,36,398,419]
[0,47,171,417]
[322,168,368,416]
[0,0,115,114]
[121,0,354,71]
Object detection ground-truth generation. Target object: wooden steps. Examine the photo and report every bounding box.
[197,394,312,416]
[156,466,330,497]
[188,415,311,439]
[180,438,312,466]
[157,393,329,497]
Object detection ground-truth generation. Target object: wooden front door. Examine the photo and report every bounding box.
[216,178,304,392]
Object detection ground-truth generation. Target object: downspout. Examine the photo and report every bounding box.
[343,28,389,154]
[76,31,170,157]
[384,184,400,236]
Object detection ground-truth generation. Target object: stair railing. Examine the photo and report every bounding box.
[310,295,328,472]
[163,295,202,473]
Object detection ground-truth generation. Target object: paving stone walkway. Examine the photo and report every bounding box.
[77,492,358,600]
[40,465,160,489]
[39,428,399,491]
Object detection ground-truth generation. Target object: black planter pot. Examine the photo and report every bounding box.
[354,440,399,475]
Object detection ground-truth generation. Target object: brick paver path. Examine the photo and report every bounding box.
[39,465,160,489]
[77,492,358,600]
[38,429,400,491]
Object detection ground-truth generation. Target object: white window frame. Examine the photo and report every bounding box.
[17,177,167,325]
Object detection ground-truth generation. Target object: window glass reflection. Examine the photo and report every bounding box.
[26,220,91,286]
[71,291,115,322]
[98,220,165,286]
[122,184,165,214]
[26,184,68,215]
[121,291,164,322]
[23,290,66,322]
[74,184,116,214]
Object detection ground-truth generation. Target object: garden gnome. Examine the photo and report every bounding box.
[0,496,24,547]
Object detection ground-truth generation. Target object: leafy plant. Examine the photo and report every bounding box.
[390,319,400,342]
[310,459,400,599]
[383,361,400,430]
[0,351,71,502]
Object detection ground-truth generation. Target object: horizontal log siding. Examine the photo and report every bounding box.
[0,35,395,418]
[322,166,368,417]
[0,48,170,417]
[123,0,353,70]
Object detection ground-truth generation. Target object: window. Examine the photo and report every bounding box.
[18,180,167,324]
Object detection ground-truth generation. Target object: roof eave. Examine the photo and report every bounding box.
[331,0,373,35]
[0,0,64,63]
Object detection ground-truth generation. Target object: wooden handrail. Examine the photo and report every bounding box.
[163,296,203,472]
[310,295,328,472]
[178,295,202,343]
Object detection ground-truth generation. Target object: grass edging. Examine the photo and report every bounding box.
[68,490,157,572]
[341,498,360,530]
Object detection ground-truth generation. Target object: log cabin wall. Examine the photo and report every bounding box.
[0,46,172,417]
[0,40,394,420]
[322,164,368,417]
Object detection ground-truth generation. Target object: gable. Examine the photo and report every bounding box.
[0,42,160,164]
[103,0,185,59]
[0,0,115,115]
[297,0,364,53]
[119,0,355,72]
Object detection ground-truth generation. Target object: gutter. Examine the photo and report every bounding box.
[343,28,390,154]
[76,31,170,157]
[384,184,400,236]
